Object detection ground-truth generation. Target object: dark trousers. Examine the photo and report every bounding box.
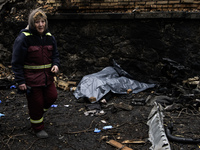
[26,82,57,132]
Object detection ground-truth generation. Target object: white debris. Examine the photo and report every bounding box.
[147,102,171,150]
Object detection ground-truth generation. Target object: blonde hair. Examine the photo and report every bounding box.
[28,8,48,30]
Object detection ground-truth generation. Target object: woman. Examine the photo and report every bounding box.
[11,8,60,138]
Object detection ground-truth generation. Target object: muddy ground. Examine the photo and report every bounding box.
[1,75,200,150]
[1,1,200,150]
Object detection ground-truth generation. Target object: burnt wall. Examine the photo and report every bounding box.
[1,17,200,82]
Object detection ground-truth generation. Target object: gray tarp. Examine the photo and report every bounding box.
[73,66,155,103]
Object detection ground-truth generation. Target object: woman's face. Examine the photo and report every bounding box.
[34,18,46,35]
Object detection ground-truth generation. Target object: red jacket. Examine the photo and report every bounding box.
[12,29,60,87]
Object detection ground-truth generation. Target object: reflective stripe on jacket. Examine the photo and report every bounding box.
[24,63,52,69]
[22,31,55,87]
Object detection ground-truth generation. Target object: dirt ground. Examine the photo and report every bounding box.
[1,75,200,150]
[1,1,200,150]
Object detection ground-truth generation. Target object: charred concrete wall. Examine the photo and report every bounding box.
[1,16,200,81]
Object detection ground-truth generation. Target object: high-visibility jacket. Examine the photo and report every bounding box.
[12,28,60,87]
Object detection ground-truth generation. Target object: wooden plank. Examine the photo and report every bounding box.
[122,140,145,144]
[107,140,133,150]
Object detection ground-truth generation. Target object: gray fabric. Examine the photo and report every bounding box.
[73,66,155,103]
[147,102,171,150]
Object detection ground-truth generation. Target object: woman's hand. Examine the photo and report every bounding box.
[51,65,59,73]
[18,84,27,91]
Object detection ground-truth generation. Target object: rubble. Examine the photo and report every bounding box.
[107,139,133,150]
[0,63,14,81]
[54,77,76,91]
[1,65,200,149]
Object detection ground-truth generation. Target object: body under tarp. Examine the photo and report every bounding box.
[73,65,155,103]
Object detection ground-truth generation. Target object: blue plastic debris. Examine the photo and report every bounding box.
[94,128,101,133]
[51,104,58,107]
[0,100,2,103]
[10,85,16,89]
[0,113,5,117]
[103,125,113,130]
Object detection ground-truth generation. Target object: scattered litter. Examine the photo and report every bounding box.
[107,139,133,150]
[0,100,1,103]
[103,125,113,130]
[64,105,69,107]
[70,87,76,92]
[84,109,106,116]
[100,99,107,104]
[101,120,107,124]
[51,104,58,107]
[54,80,76,91]
[84,110,97,116]
[94,128,101,133]
[95,110,106,116]
[183,76,200,88]
[122,140,145,144]
[0,113,5,117]
[10,85,16,89]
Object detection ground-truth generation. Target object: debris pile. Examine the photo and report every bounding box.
[0,63,13,81]
[1,57,200,149]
